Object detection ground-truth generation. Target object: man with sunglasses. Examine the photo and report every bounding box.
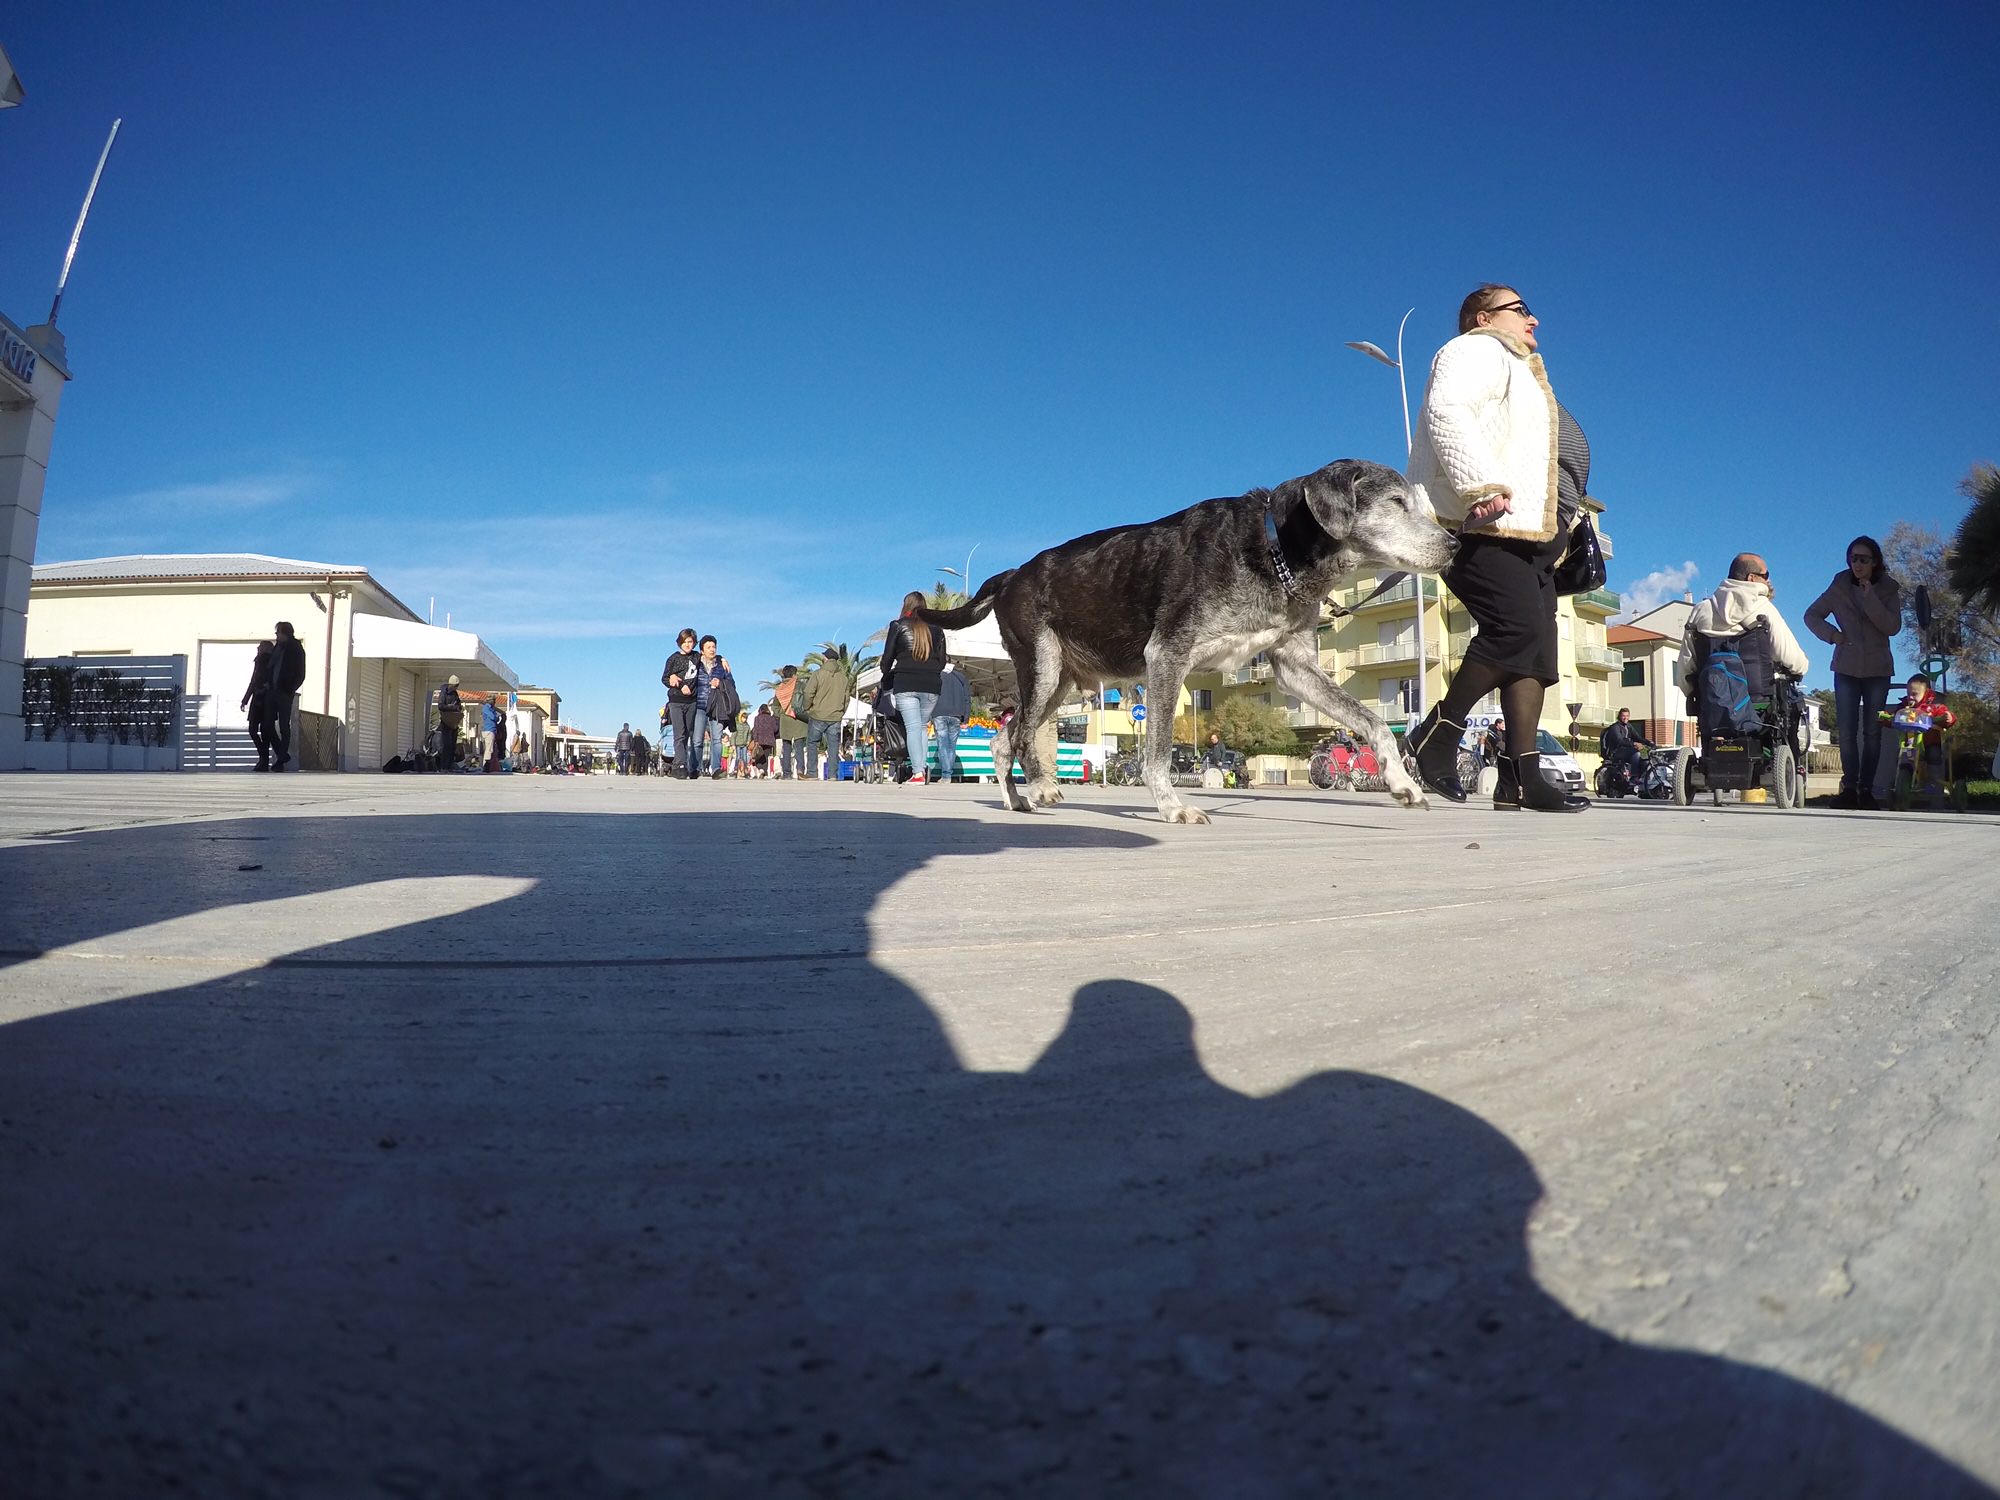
[1675,553,1810,707]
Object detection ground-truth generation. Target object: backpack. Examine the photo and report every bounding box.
[1699,643,1761,735]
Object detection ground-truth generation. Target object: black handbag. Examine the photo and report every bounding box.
[1554,510,1607,596]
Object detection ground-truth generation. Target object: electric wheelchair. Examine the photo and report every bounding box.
[1673,620,1809,808]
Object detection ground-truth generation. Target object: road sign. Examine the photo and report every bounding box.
[1131,705,1147,722]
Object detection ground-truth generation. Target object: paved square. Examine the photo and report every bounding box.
[2,774,1995,1496]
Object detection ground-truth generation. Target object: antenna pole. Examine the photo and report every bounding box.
[49,118,123,326]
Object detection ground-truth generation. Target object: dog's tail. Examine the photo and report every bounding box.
[915,569,1013,629]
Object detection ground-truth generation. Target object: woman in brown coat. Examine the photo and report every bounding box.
[1804,535,1903,808]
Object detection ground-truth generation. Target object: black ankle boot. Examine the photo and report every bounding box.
[1406,710,1467,803]
[1492,754,1521,810]
[1515,752,1589,813]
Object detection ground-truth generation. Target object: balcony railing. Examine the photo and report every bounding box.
[1574,644,1623,671]
[1595,527,1613,558]
[1571,587,1622,614]
[1339,575,1440,611]
[1355,641,1441,667]
[1569,703,1614,726]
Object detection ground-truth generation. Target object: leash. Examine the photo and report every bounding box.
[1265,495,1408,611]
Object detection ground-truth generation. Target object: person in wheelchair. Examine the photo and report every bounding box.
[1674,554,1812,803]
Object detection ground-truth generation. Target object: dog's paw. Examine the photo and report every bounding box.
[1033,788,1065,807]
[1391,783,1430,809]
[1164,805,1211,825]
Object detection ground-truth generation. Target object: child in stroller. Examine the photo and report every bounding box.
[1882,672,1959,807]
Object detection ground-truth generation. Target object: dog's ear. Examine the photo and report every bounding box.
[1301,462,1363,542]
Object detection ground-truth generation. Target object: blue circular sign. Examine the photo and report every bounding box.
[1131,705,1147,722]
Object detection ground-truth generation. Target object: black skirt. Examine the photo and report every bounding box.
[1445,531,1566,686]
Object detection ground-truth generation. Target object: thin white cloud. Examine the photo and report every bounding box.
[1614,561,1700,622]
[363,507,884,644]
[72,472,317,519]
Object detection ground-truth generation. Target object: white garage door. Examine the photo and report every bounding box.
[188,640,263,771]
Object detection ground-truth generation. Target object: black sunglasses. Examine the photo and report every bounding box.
[1485,300,1533,319]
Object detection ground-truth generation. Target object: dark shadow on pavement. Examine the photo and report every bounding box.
[0,811,1989,1498]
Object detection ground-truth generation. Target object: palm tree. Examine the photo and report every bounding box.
[1949,462,2000,617]
[927,580,968,610]
[801,640,878,700]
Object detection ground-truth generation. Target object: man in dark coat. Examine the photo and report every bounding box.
[263,621,308,771]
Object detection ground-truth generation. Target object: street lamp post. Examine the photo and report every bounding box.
[938,544,980,600]
[1345,308,1427,720]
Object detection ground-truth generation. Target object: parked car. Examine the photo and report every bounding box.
[1534,728,1587,795]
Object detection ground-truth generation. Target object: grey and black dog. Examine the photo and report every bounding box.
[918,459,1457,823]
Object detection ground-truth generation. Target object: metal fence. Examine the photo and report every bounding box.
[19,655,186,771]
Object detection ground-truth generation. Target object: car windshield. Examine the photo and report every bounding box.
[1537,729,1566,755]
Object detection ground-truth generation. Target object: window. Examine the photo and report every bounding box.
[1622,659,1645,687]
[1190,688,1212,711]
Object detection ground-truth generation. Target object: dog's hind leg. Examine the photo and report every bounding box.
[999,627,1068,813]
[1141,641,1205,824]
[1270,633,1428,808]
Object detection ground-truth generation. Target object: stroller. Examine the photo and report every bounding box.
[864,688,912,783]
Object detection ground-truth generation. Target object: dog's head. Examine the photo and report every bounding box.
[1291,459,1457,575]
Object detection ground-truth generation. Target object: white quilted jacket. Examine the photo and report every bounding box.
[1406,327,1560,543]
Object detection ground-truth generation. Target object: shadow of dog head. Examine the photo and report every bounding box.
[1290,459,1457,575]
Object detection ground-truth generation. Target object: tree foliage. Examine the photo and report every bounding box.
[1883,522,2000,702]
[1882,517,2000,767]
[1948,462,2000,617]
[1210,695,1301,757]
[801,641,877,700]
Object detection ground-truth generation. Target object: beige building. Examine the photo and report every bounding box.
[26,554,523,771]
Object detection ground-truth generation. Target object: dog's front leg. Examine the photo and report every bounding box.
[1270,636,1429,808]
[1142,644,1204,824]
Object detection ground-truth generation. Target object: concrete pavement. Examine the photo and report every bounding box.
[2,772,1995,1497]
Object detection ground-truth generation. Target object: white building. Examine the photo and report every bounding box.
[26,554,522,771]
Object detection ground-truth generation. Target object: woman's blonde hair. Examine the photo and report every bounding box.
[900,591,933,659]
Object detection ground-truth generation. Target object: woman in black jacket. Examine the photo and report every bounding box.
[240,640,275,770]
[880,591,945,783]
[660,627,703,779]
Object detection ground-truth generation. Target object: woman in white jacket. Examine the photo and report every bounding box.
[1404,285,1589,812]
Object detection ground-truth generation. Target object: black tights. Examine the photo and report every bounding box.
[1436,660,1545,759]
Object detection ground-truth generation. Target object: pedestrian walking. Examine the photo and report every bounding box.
[880,591,945,784]
[1804,536,1904,809]
[662,628,703,779]
[798,653,850,779]
[1404,284,1589,812]
[436,674,464,770]
[240,640,275,771]
[773,665,807,778]
[262,621,308,772]
[615,723,634,775]
[751,701,779,777]
[931,654,970,783]
[691,635,739,779]
[481,697,504,772]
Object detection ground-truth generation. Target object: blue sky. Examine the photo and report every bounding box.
[5,3,1995,732]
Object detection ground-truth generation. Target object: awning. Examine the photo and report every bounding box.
[350,612,519,692]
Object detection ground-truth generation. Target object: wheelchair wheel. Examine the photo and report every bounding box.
[1671,748,1693,806]
[1308,752,1335,790]
[1772,743,1797,808]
